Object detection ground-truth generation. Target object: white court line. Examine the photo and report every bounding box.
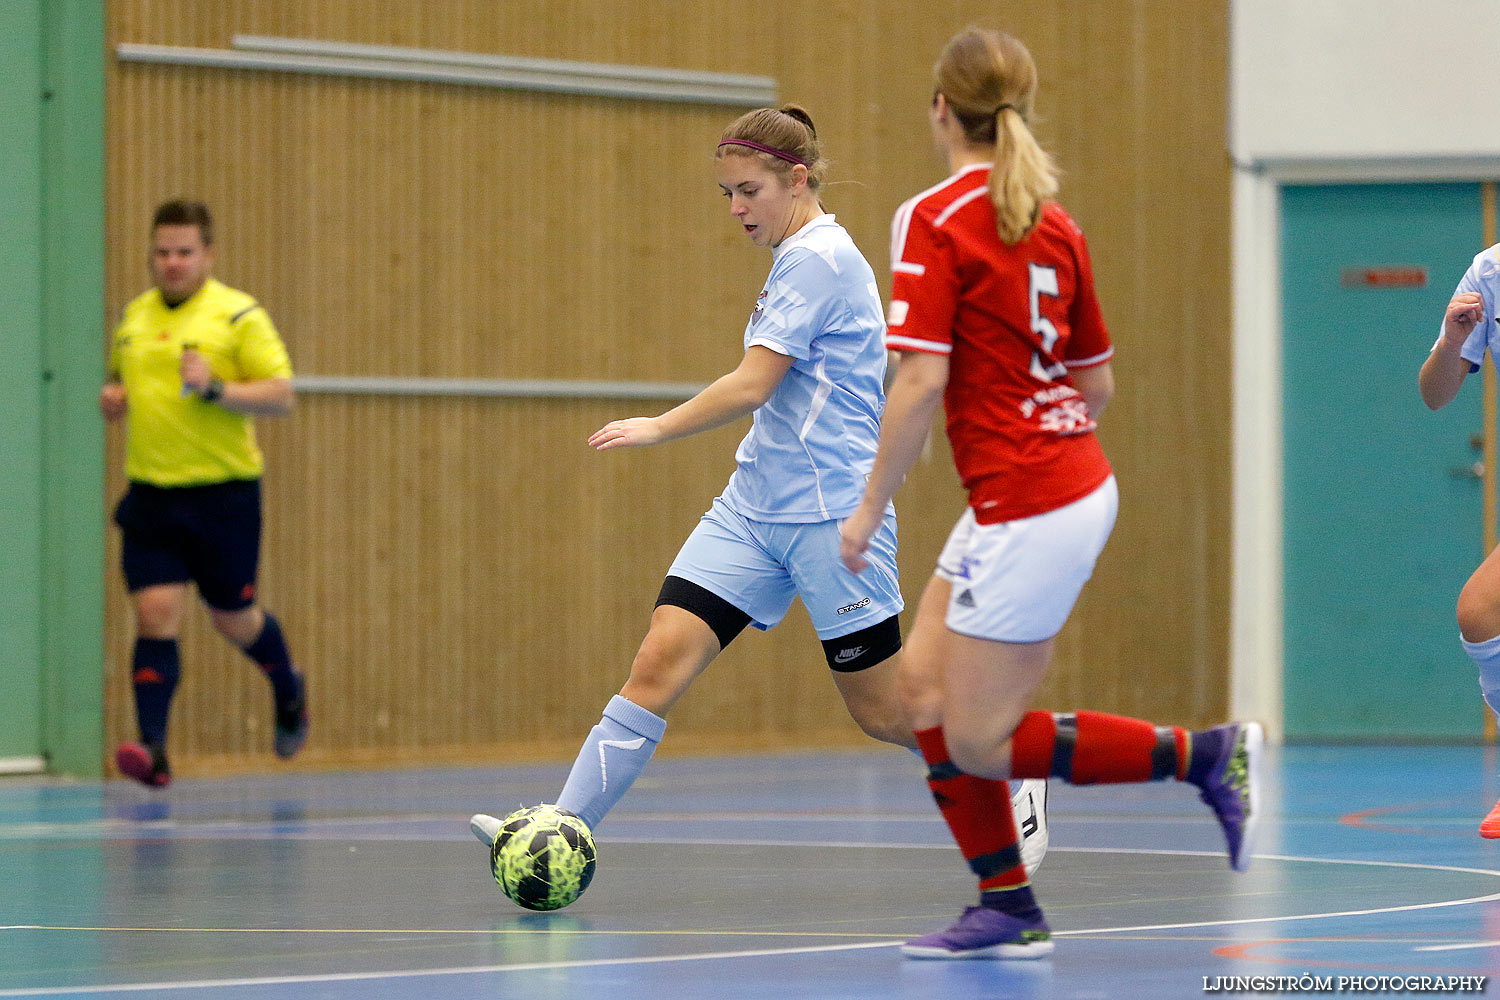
[0,813,469,840]
[0,810,1384,843]
[0,813,953,843]
[0,941,903,996]
[2,851,1498,995]
[1414,940,1500,952]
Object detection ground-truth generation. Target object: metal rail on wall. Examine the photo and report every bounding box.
[291,376,705,401]
[115,35,777,106]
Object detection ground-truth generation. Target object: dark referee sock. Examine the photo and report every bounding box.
[241,612,301,707]
[132,637,180,749]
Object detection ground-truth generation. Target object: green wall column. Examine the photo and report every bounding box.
[40,0,106,776]
[0,1,106,776]
[0,3,46,766]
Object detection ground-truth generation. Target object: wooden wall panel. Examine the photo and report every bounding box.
[103,0,1231,775]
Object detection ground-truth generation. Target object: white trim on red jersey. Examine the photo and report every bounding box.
[890,162,992,275]
[933,186,990,229]
[1063,347,1115,369]
[885,333,951,355]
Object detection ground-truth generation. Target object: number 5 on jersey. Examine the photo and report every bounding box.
[1028,262,1066,382]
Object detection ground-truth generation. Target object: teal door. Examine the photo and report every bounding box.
[1282,183,1488,741]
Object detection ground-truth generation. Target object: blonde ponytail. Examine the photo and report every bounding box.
[935,28,1059,244]
[990,105,1058,244]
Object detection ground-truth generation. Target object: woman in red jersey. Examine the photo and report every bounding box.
[839,27,1261,960]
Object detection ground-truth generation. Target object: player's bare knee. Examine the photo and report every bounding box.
[135,611,176,639]
[843,695,912,747]
[621,632,703,712]
[209,605,262,646]
[853,707,905,745]
[133,590,183,638]
[894,656,941,728]
[945,728,1007,780]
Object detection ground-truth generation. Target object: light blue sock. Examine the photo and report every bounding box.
[1461,632,1500,723]
[556,695,667,830]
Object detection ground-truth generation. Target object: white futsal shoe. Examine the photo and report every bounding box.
[1013,779,1049,877]
[470,813,503,845]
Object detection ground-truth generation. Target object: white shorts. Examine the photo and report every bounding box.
[935,476,1117,643]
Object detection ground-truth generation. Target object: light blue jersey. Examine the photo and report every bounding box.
[720,214,888,523]
[1447,243,1500,373]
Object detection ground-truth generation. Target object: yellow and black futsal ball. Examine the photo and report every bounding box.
[489,804,597,911]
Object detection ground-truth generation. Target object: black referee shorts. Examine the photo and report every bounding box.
[114,479,263,611]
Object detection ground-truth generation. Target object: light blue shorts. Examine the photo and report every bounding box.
[668,497,904,640]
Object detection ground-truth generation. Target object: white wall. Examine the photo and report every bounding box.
[1232,0,1500,168]
[1229,0,1500,739]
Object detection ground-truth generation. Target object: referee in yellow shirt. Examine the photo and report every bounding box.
[101,200,306,787]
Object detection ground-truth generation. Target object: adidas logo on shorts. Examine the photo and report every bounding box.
[955,589,977,608]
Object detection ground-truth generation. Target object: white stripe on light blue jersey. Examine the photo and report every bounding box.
[772,279,810,304]
[721,214,888,524]
[760,279,803,329]
[797,356,835,518]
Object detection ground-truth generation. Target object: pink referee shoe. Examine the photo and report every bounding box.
[115,743,171,788]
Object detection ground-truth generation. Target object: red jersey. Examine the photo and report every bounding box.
[887,163,1113,523]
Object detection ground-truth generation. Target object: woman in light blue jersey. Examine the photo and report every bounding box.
[1421,252,1500,838]
[471,104,1046,870]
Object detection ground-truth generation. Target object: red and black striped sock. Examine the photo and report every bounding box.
[1009,710,1190,784]
[915,727,1037,912]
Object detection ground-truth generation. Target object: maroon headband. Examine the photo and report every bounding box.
[717,138,806,167]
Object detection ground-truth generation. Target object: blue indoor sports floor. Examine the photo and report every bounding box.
[1,743,1498,998]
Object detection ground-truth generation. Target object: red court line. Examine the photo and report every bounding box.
[1339,800,1475,837]
[1213,934,1491,977]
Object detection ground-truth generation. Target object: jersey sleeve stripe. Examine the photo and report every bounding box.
[885,334,952,355]
[892,261,926,276]
[747,337,794,357]
[1063,347,1115,369]
[229,303,262,324]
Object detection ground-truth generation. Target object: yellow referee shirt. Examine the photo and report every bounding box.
[110,277,293,487]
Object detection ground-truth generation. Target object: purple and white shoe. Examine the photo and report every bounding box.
[902,906,1053,960]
